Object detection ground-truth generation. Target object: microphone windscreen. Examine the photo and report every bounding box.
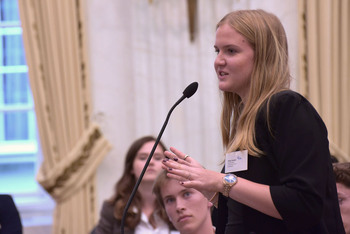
[183,82,198,98]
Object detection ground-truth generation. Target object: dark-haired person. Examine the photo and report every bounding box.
[333,162,350,234]
[0,194,22,234]
[94,136,177,234]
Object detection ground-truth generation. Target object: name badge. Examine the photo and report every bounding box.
[225,150,248,173]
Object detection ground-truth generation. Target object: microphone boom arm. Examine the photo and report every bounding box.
[120,82,198,233]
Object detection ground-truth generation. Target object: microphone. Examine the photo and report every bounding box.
[120,82,198,233]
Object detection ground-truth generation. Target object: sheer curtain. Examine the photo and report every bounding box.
[18,0,111,233]
[298,0,350,161]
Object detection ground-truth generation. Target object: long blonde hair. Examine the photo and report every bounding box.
[218,10,291,156]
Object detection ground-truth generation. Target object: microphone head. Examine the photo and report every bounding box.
[183,82,198,98]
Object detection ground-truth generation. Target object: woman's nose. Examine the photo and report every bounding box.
[215,54,225,66]
[149,158,155,164]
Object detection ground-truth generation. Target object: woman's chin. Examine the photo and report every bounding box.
[218,85,232,93]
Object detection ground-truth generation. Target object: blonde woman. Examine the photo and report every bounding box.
[162,10,345,233]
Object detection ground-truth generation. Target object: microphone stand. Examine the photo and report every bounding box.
[120,82,198,233]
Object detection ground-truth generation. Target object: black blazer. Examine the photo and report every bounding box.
[212,91,345,234]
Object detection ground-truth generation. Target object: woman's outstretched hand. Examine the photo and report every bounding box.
[162,146,222,200]
[163,147,282,219]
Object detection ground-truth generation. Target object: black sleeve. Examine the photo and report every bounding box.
[268,91,332,230]
[0,195,23,234]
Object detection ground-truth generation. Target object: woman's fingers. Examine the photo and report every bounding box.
[163,146,210,190]
[163,158,186,174]
[162,158,197,182]
[164,148,193,166]
[169,147,191,162]
[165,170,187,182]
[169,146,184,157]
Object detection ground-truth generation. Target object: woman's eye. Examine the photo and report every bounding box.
[184,191,191,198]
[228,48,236,54]
[153,154,163,161]
[214,49,219,54]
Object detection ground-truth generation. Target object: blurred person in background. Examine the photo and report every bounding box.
[333,162,350,234]
[93,136,176,234]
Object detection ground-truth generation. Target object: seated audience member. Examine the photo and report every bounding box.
[333,162,350,234]
[93,136,176,234]
[153,170,214,234]
[0,194,22,234]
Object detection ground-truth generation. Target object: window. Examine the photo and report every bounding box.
[0,0,53,227]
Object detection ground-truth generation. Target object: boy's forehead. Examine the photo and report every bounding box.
[161,179,185,196]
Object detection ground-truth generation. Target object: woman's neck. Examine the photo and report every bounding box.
[138,180,156,218]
